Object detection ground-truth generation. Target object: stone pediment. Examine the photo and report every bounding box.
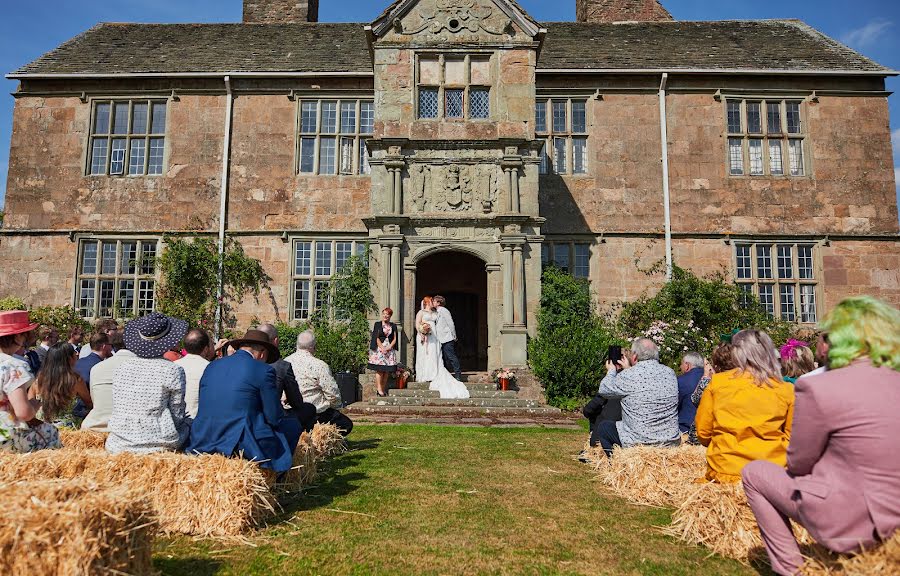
[370,0,542,44]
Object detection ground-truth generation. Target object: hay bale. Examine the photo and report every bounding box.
[0,479,156,575]
[593,444,707,507]
[58,429,108,450]
[310,423,347,461]
[279,431,318,490]
[0,449,275,538]
[802,532,900,575]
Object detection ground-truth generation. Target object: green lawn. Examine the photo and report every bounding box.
[154,424,758,576]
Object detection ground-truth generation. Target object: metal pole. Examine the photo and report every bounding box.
[214,75,233,339]
[658,72,673,282]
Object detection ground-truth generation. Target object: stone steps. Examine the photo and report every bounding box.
[389,388,518,399]
[344,403,565,419]
[367,396,540,408]
[404,382,499,392]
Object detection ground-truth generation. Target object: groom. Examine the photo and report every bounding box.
[433,295,462,381]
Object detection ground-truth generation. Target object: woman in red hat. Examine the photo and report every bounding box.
[0,310,61,452]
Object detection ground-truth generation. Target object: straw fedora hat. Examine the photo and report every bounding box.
[227,329,280,363]
[0,311,39,338]
[124,312,188,359]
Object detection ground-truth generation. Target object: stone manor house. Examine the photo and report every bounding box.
[1,0,898,372]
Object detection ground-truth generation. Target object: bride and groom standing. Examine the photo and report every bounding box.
[415,295,470,399]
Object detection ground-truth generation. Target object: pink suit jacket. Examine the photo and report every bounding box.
[788,358,900,552]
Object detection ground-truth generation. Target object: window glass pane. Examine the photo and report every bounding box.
[128,139,146,175]
[535,101,546,133]
[553,137,567,174]
[79,280,96,317]
[138,280,155,315]
[356,243,367,259]
[112,103,130,134]
[359,139,370,175]
[336,242,353,272]
[315,242,332,276]
[314,281,330,312]
[798,245,814,279]
[541,244,549,269]
[800,285,817,323]
[789,140,805,176]
[110,139,127,175]
[756,244,773,279]
[786,102,802,134]
[294,280,311,320]
[300,101,318,133]
[574,244,590,278]
[131,103,148,134]
[470,88,490,119]
[360,102,375,134]
[728,138,744,175]
[573,137,588,174]
[445,89,464,118]
[727,101,742,133]
[295,242,312,276]
[101,242,117,274]
[571,101,587,133]
[90,139,108,175]
[140,243,156,275]
[777,245,793,279]
[319,137,337,175]
[117,280,135,315]
[780,284,796,321]
[738,283,753,307]
[299,137,316,173]
[419,88,438,119]
[736,245,752,279]
[470,58,491,85]
[768,140,784,175]
[539,141,549,175]
[148,138,165,175]
[98,280,115,317]
[94,103,111,134]
[746,102,762,134]
[82,241,98,274]
[120,242,137,274]
[339,137,354,175]
[552,101,567,132]
[553,244,569,272]
[767,102,782,133]
[151,102,167,134]
[340,101,356,134]
[748,139,763,175]
[445,59,466,85]
[320,101,337,133]
[758,284,775,317]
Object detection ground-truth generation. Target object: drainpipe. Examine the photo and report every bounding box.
[214,75,233,339]
[658,72,673,282]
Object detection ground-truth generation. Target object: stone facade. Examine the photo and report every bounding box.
[243,0,319,23]
[576,0,673,23]
[1,0,898,372]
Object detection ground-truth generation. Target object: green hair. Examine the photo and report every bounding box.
[820,296,900,371]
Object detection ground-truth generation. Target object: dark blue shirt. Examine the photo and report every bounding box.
[677,366,705,433]
[75,352,104,387]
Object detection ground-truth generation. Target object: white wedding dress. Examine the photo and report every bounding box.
[415,310,470,399]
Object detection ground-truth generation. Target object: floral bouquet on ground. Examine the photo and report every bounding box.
[491,368,517,390]
[394,364,412,389]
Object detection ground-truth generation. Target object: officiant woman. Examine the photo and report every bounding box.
[368,307,398,398]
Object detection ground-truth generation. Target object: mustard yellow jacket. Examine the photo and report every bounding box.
[695,369,795,483]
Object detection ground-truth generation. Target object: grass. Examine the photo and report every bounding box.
[154,424,758,576]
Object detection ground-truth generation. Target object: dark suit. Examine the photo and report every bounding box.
[676,367,704,433]
[73,352,103,419]
[186,350,301,472]
[273,359,317,432]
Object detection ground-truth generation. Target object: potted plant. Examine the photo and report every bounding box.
[394,364,412,389]
[491,368,517,392]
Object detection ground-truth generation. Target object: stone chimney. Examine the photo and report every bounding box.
[576,0,673,23]
[243,0,319,23]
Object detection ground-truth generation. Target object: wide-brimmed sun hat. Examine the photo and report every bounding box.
[124,312,189,359]
[0,311,39,338]
[227,329,280,363]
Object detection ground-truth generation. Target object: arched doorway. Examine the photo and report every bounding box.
[416,251,488,372]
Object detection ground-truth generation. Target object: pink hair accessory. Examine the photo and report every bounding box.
[780,338,809,361]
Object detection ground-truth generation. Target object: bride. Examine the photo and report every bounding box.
[415,296,470,399]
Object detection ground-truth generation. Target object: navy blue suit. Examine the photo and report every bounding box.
[186,350,301,472]
[75,352,104,386]
[677,366,704,433]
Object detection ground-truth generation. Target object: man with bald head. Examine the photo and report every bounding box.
[175,329,213,419]
[285,330,353,437]
[256,323,317,433]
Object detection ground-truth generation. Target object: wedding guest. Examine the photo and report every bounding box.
[67,326,85,354]
[106,313,190,454]
[676,351,705,436]
[175,329,213,419]
[779,339,815,383]
[34,325,59,366]
[287,330,353,437]
[687,343,736,444]
[801,332,830,379]
[79,319,118,359]
[368,307,398,397]
[695,330,794,482]
[257,323,317,433]
[81,331,135,432]
[74,332,112,387]
[32,343,92,428]
[743,297,900,576]
[17,328,42,375]
[0,310,61,452]
[593,338,680,456]
[187,330,300,473]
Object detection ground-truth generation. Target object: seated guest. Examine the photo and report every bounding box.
[593,338,680,456]
[743,297,900,576]
[34,325,59,366]
[687,343,735,445]
[256,323,317,433]
[106,313,190,454]
[66,326,85,354]
[677,351,705,437]
[175,329,213,419]
[33,342,92,428]
[79,319,118,359]
[17,328,42,375]
[74,332,112,387]
[695,330,794,483]
[779,339,815,383]
[0,311,61,452]
[81,331,135,432]
[286,331,353,437]
[187,330,300,473]
[801,332,829,379]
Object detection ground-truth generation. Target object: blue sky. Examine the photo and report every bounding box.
[1,0,898,210]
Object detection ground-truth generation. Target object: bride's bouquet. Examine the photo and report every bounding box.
[418,322,432,345]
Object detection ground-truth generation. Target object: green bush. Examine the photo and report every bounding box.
[0,297,27,311]
[28,306,91,337]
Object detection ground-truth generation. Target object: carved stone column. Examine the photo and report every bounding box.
[499,231,528,367]
[385,158,406,215]
[389,244,401,314]
[501,149,523,214]
[502,245,514,325]
[512,243,525,325]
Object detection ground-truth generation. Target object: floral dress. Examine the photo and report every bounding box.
[0,352,61,453]
[367,322,398,373]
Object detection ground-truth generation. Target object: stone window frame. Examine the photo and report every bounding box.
[540,240,592,280]
[415,52,493,121]
[297,98,374,176]
[86,98,168,177]
[733,239,821,323]
[74,236,160,319]
[724,98,808,178]
[535,97,589,176]
[290,237,368,321]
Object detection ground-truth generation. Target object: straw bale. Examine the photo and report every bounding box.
[310,423,347,461]
[593,444,707,507]
[802,531,900,576]
[59,428,108,450]
[0,479,156,575]
[280,431,318,489]
[0,449,275,538]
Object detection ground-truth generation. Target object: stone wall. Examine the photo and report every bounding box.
[242,0,318,23]
[576,0,673,23]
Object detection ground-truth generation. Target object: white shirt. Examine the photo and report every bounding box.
[174,354,209,419]
[78,344,93,359]
[434,306,457,344]
[82,349,137,432]
[285,349,341,413]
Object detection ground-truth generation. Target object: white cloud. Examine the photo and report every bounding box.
[841,19,893,49]
[893,128,900,151]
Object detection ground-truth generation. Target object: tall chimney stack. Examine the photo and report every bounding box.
[243,0,319,24]
[576,0,673,23]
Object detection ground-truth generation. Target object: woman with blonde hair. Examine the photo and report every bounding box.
[743,297,900,576]
[695,329,794,482]
[779,339,816,383]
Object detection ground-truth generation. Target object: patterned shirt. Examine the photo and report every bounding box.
[1,352,34,444]
[599,359,681,448]
[285,350,342,413]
